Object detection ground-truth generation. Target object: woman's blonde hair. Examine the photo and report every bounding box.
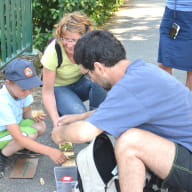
[54,11,94,41]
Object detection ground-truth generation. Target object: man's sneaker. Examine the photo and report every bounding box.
[16,149,41,156]
[0,153,8,178]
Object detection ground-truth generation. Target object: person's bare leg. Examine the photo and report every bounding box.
[115,128,175,192]
[2,121,46,157]
[158,62,172,74]
[32,121,46,136]
[2,133,38,156]
[186,71,192,90]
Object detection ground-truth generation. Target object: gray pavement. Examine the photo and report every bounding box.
[105,0,186,84]
[1,0,186,191]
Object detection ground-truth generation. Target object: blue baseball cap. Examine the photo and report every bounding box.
[4,58,42,89]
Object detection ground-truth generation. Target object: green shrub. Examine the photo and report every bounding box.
[32,0,60,52]
[32,0,124,52]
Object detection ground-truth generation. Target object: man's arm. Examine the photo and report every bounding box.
[51,120,103,144]
[57,110,95,126]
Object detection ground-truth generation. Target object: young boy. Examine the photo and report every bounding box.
[0,58,66,177]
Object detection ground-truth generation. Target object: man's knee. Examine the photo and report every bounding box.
[115,128,144,156]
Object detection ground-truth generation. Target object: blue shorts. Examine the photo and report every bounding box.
[158,7,192,71]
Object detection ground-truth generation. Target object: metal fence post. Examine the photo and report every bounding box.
[0,0,33,69]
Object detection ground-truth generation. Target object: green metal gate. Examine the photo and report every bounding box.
[0,0,32,69]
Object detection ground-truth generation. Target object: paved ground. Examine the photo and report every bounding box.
[1,0,187,191]
[105,0,186,83]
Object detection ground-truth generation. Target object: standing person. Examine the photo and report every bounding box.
[0,59,66,178]
[52,30,192,192]
[41,11,106,128]
[158,0,192,90]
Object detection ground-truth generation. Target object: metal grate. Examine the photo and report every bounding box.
[0,0,32,69]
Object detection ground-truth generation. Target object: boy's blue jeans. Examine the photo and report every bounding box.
[54,76,107,115]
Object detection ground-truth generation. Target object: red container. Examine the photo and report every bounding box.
[60,176,73,182]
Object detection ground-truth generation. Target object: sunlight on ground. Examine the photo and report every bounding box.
[108,3,164,41]
[110,26,149,39]
[116,7,164,18]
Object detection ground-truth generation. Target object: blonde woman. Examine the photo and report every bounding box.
[41,11,106,127]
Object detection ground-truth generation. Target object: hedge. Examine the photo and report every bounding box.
[32,0,124,52]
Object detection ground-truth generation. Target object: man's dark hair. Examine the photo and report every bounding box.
[74,30,126,70]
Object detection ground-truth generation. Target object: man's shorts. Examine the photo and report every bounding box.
[162,143,192,191]
[0,119,37,149]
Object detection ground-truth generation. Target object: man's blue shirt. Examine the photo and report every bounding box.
[88,59,192,152]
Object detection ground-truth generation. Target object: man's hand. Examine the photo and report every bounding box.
[57,110,95,126]
[57,114,83,126]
